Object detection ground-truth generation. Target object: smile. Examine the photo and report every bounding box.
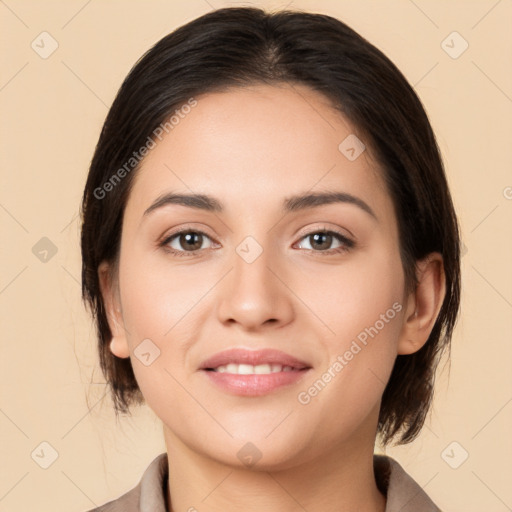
[209,363,296,374]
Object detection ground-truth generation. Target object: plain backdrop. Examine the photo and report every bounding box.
[1,1,511,511]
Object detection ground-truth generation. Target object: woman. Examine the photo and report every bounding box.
[80,6,460,511]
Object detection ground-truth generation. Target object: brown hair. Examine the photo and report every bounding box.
[80,7,461,446]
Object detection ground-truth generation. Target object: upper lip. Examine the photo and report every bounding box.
[199,348,311,370]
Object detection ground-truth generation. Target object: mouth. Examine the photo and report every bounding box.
[199,348,312,396]
[205,363,304,374]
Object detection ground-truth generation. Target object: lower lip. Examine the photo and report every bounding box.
[201,368,311,396]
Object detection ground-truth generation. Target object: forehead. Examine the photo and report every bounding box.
[126,83,391,221]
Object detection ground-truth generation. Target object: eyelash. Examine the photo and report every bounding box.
[159,227,355,258]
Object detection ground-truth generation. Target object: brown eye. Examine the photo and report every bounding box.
[178,232,203,251]
[296,230,354,254]
[164,230,213,253]
[309,232,333,251]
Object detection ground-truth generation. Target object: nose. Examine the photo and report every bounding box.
[216,239,295,331]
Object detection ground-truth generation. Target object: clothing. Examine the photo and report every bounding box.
[85,452,441,512]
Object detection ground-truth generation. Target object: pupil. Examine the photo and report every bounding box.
[312,233,331,250]
[182,232,202,250]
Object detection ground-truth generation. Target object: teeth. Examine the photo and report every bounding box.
[213,363,295,374]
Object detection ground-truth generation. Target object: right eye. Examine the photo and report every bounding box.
[161,229,216,257]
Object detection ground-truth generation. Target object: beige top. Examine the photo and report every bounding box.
[85,453,442,512]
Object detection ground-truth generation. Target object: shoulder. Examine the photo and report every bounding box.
[374,454,442,512]
[83,485,140,512]
[82,453,168,512]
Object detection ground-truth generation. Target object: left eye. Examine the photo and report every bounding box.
[295,231,352,252]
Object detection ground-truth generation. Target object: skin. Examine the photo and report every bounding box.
[99,83,446,512]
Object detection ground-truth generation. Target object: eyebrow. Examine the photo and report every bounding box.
[143,190,377,220]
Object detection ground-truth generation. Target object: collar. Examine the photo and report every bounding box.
[91,452,441,512]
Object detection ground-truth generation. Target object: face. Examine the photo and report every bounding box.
[104,83,414,470]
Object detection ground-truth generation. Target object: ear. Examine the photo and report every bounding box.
[98,261,130,359]
[397,252,446,355]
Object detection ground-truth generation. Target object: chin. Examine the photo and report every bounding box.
[200,429,311,472]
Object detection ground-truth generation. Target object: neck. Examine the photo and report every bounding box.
[163,429,386,512]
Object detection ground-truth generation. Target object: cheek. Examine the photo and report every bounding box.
[118,248,210,340]
[292,244,405,345]
[294,246,404,408]
[116,245,221,406]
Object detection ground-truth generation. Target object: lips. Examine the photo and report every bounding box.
[199,348,312,396]
[199,348,311,371]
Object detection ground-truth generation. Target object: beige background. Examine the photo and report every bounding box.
[1,0,511,511]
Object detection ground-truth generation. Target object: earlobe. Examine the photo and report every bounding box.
[98,261,131,359]
[397,252,446,355]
